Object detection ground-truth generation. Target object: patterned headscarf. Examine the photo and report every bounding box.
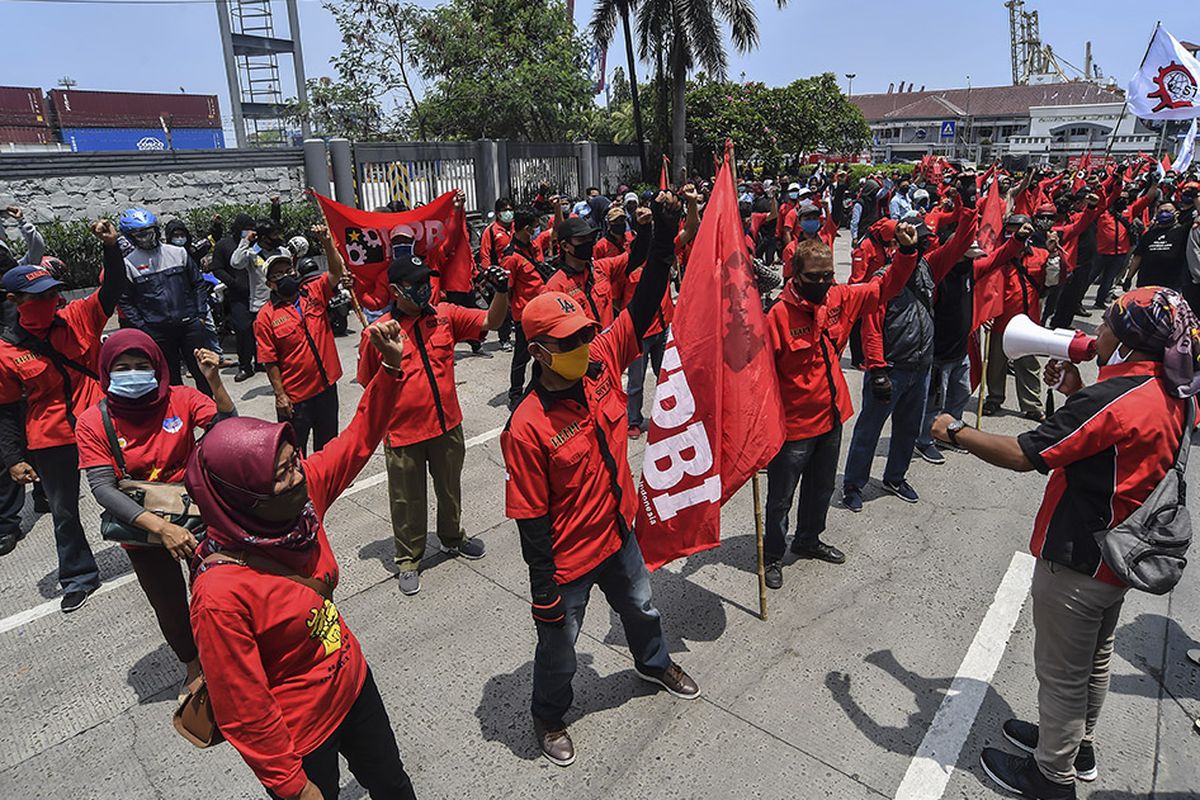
[1103,286,1200,398]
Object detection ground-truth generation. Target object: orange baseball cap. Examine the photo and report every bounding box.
[521,291,599,341]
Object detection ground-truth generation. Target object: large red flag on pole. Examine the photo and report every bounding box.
[311,190,472,310]
[660,155,671,190]
[972,182,1007,330]
[636,141,786,570]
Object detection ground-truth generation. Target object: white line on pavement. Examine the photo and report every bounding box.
[892,551,1036,800]
[0,424,506,636]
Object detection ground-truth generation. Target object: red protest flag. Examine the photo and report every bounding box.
[660,154,671,190]
[311,190,472,310]
[972,183,1007,331]
[1161,153,1173,174]
[636,142,786,570]
[819,203,838,248]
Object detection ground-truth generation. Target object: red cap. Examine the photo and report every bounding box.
[521,291,599,341]
[1035,203,1057,215]
[872,218,898,242]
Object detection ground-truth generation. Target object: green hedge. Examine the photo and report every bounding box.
[8,201,321,290]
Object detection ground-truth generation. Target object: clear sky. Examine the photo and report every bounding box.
[2,0,1195,137]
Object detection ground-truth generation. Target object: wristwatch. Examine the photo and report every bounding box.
[946,419,966,447]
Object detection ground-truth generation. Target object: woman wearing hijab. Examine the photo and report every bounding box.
[75,330,234,691]
[186,321,416,800]
[931,286,1199,798]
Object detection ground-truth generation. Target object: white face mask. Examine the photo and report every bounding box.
[1104,344,1130,367]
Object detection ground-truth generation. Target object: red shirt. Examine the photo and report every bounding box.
[998,242,1050,325]
[767,250,918,440]
[1096,193,1153,256]
[1052,204,1101,276]
[543,252,630,329]
[479,221,513,268]
[533,228,554,261]
[501,312,640,583]
[501,239,546,323]
[356,303,487,447]
[1017,361,1188,587]
[190,368,402,798]
[850,237,889,284]
[593,230,632,260]
[75,386,216,481]
[254,278,343,404]
[0,291,108,450]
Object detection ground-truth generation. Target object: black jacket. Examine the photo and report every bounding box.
[878,258,936,369]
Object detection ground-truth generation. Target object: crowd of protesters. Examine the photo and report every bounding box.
[0,148,1198,800]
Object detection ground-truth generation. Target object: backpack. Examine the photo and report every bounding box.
[1094,401,1194,594]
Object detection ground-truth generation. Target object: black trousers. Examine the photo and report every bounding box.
[147,319,217,397]
[227,298,257,372]
[1046,264,1094,329]
[0,468,23,537]
[30,444,99,594]
[126,545,197,664]
[277,384,340,456]
[763,423,843,563]
[508,323,531,399]
[267,670,416,800]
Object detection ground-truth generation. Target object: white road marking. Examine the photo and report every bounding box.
[892,551,1036,800]
[0,424,506,636]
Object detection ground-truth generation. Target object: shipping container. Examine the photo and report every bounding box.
[0,86,49,127]
[48,89,221,129]
[0,125,57,145]
[60,127,225,152]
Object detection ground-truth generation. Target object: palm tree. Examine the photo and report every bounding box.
[591,0,650,179]
[637,0,785,173]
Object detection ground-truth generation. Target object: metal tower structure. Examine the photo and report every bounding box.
[1005,1,1104,86]
[215,0,310,148]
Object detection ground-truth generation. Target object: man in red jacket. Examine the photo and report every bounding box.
[761,228,919,588]
[542,214,649,328]
[503,207,550,409]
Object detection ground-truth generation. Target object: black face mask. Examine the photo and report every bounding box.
[400,281,433,310]
[275,275,301,298]
[569,240,594,262]
[797,281,831,305]
[254,478,310,522]
[608,222,626,237]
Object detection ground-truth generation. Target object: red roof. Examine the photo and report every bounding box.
[852,82,1124,122]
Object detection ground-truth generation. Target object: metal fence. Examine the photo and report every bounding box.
[598,152,643,194]
[505,143,579,204]
[353,142,482,214]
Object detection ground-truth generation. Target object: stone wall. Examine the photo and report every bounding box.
[0,164,308,223]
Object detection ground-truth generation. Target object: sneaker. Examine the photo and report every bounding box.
[533,718,575,767]
[61,589,95,614]
[792,539,846,564]
[233,369,254,383]
[882,479,919,503]
[1075,305,1092,318]
[980,747,1076,799]
[628,427,643,440]
[842,488,863,513]
[915,442,946,465]
[983,400,1003,417]
[398,570,421,596]
[500,340,514,352]
[440,537,486,560]
[636,663,700,699]
[764,561,783,590]
[0,531,17,557]
[1023,409,1046,423]
[1002,719,1098,782]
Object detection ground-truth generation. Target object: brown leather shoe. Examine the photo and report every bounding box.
[636,663,701,699]
[533,718,575,766]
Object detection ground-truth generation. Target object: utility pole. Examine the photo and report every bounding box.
[57,77,77,90]
[845,73,856,97]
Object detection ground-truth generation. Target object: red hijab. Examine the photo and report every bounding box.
[99,329,171,422]
[185,417,319,576]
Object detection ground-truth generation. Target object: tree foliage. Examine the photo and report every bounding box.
[405,0,599,141]
[283,77,388,141]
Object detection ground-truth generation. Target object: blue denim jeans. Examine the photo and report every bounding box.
[627,331,667,429]
[843,366,931,491]
[764,423,843,563]
[916,355,972,449]
[30,444,99,595]
[531,534,671,725]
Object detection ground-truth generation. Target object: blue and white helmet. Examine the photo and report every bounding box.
[118,207,158,234]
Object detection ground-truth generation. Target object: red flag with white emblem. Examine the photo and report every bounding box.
[312,190,472,310]
[636,141,785,570]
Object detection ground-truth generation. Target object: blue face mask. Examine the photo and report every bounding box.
[109,369,158,400]
[789,191,800,201]
[800,219,822,236]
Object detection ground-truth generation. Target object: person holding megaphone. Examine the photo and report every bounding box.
[931,286,1200,799]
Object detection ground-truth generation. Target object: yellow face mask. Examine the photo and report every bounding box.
[548,343,591,381]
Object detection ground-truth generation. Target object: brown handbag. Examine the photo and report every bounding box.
[174,551,334,749]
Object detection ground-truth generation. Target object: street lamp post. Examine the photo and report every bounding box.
[845,73,856,97]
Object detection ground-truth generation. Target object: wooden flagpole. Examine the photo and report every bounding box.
[309,187,368,331]
[753,472,768,621]
[975,325,990,429]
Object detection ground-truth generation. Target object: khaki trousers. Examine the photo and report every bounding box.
[1031,558,1128,783]
[385,425,466,571]
[986,323,1042,415]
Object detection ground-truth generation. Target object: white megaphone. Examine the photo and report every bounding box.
[1003,314,1097,363]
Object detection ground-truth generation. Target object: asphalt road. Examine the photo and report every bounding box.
[0,237,1197,800]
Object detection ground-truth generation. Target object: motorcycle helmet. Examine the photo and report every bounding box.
[118,207,160,250]
[288,235,310,259]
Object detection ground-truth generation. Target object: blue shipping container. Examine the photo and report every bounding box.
[60,127,225,152]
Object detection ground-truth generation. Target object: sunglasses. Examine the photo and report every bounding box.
[798,271,836,284]
[538,326,597,352]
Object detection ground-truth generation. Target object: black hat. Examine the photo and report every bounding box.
[555,217,598,241]
[388,253,431,285]
[914,221,933,240]
[1004,214,1031,227]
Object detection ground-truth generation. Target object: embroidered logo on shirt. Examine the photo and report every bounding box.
[271,315,292,328]
[790,325,812,337]
[162,416,183,434]
[306,599,344,657]
[550,421,581,449]
[13,353,39,366]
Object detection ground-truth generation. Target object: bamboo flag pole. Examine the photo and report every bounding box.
[753,472,768,621]
[975,325,990,429]
[309,187,370,331]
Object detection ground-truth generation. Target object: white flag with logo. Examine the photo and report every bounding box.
[1174,118,1198,173]
[1127,25,1200,120]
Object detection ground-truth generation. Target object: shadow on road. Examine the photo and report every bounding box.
[474,653,655,760]
[126,642,184,705]
[37,544,131,599]
[357,534,453,577]
[1110,613,1200,705]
